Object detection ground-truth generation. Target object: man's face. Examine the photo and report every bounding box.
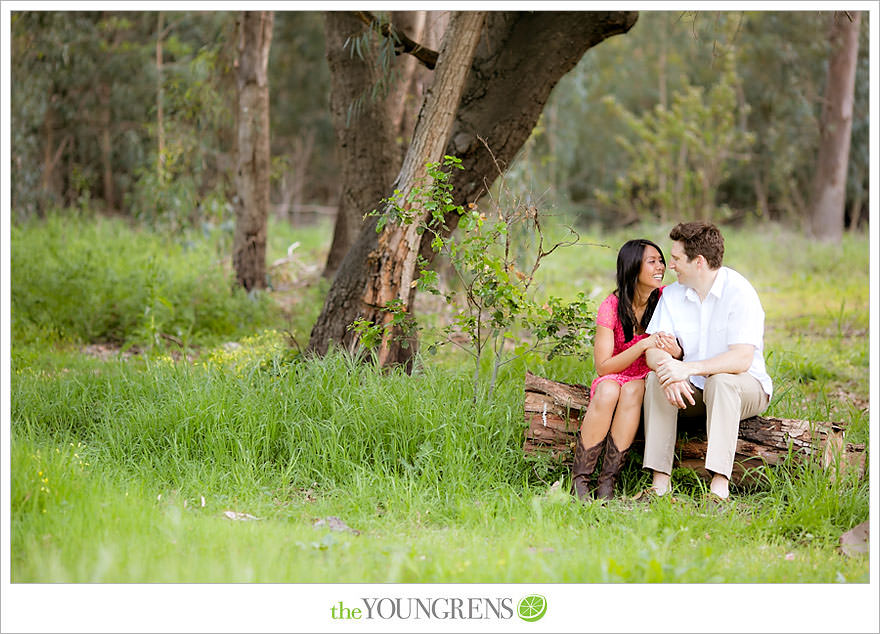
[668,241,697,287]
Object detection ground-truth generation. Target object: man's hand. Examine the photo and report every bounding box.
[656,357,692,386]
[663,379,696,409]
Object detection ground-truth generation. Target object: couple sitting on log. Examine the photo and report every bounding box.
[573,221,772,502]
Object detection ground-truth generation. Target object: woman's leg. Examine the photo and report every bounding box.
[597,380,645,499]
[571,380,621,500]
[581,380,621,447]
[608,379,645,449]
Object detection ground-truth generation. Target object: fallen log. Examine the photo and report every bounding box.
[523,371,866,487]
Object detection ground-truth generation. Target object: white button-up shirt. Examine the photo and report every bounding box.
[646,267,773,397]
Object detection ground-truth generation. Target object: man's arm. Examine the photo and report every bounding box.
[645,347,696,409]
[654,344,755,387]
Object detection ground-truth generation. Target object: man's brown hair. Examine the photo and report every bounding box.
[669,221,724,269]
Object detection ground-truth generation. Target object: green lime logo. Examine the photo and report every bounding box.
[517,594,547,622]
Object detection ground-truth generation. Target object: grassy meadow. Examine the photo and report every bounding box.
[7,211,871,586]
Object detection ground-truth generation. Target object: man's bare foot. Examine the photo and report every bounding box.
[709,474,730,499]
[652,471,671,496]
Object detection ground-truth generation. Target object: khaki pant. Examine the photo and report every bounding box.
[642,372,769,479]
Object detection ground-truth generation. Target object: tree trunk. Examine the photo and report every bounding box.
[523,372,866,488]
[98,82,116,211]
[846,170,864,232]
[156,11,166,185]
[40,91,66,208]
[276,130,315,223]
[308,11,639,361]
[233,11,274,292]
[321,11,399,280]
[387,10,428,156]
[373,10,486,368]
[422,11,638,259]
[808,11,861,243]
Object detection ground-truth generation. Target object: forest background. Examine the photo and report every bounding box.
[7,10,872,234]
[2,6,877,634]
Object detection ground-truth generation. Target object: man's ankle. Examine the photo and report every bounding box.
[652,471,671,495]
[709,474,730,499]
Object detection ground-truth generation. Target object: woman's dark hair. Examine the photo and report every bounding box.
[615,239,665,342]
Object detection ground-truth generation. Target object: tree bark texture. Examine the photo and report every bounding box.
[233,11,274,292]
[366,10,486,369]
[322,12,399,279]
[808,11,861,243]
[387,11,428,154]
[309,10,486,363]
[322,10,445,280]
[523,372,866,487]
[308,11,638,361]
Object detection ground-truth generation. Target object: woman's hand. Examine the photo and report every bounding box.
[660,333,682,359]
[640,331,677,354]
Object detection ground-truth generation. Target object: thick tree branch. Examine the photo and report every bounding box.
[356,10,439,69]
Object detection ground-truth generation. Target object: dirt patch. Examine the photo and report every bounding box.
[80,342,199,363]
[81,343,140,360]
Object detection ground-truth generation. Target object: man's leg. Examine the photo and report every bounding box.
[642,372,703,494]
[703,373,770,498]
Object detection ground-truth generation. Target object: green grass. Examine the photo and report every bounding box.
[10,212,295,349]
[10,361,870,583]
[8,213,871,589]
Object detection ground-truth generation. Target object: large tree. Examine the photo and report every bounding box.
[232,11,274,291]
[308,11,639,365]
[321,10,445,279]
[320,11,399,279]
[808,10,861,243]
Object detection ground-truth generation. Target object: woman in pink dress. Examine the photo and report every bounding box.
[571,239,681,500]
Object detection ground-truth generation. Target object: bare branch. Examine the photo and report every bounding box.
[355,10,439,70]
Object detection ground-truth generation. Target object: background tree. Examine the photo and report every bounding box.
[11,12,157,218]
[808,11,861,243]
[594,49,754,223]
[512,11,870,227]
[232,11,274,291]
[9,11,870,237]
[268,13,335,224]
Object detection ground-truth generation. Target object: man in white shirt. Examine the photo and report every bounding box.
[642,222,772,500]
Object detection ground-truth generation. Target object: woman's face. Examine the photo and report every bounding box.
[638,245,666,289]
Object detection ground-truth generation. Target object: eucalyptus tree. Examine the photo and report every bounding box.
[307,11,639,366]
[268,12,335,223]
[808,11,862,243]
[232,11,274,291]
[509,11,870,229]
[10,11,156,217]
[320,10,447,279]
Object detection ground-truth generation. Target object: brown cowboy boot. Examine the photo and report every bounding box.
[570,431,604,501]
[596,435,630,500]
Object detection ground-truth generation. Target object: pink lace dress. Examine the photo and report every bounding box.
[590,289,664,399]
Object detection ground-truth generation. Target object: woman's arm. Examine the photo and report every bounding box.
[594,327,665,376]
